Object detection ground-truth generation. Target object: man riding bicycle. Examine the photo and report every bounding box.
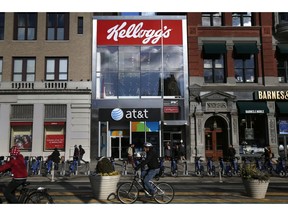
[0,146,28,203]
[135,142,160,197]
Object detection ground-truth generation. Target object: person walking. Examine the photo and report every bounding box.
[0,146,28,203]
[78,145,87,165]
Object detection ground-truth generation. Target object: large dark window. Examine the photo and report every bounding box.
[279,13,288,24]
[232,12,252,26]
[202,13,222,26]
[14,13,37,40]
[277,59,288,83]
[77,16,83,34]
[0,13,4,40]
[13,58,35,81]
[46,13,69,40]
[45,57,68,81]
[96,45,184,99]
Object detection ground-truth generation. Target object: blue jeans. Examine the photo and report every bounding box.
[141,168,160,195]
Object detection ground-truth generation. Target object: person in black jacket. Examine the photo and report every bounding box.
[135,142,160,196]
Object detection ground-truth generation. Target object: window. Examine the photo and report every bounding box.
[202,13,222,26]
[14,13,37,40]
[277,59,288,83]
[204,55,225,83]
[46,13,69,40]
[232,12,252,26]
[45,57,68,81]
[10,104,34,152]
[0,13,4,40]
[77,16,83,34]
[0,57,2,81]
[13,58,35,81]
[279,13,288,24]
[234,55,256,83]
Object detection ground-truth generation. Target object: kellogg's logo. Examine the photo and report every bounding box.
[107,22,172,45]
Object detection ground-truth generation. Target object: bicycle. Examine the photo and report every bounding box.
[0,181,54,204]
[206,157,216,177]
[170,157,178,177]
[117,171,174,204]
[195,156,204,177]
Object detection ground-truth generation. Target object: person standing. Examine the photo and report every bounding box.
[73,145,80,165]
[127,143,135,168]
[164,142,171,161]
[0,146,28,203]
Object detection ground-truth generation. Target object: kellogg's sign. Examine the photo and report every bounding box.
[96,19,183,45]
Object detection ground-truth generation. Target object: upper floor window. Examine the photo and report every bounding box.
[232,12,252,26]
[77,17,83,34]
[234,55,256,83]
[0,13,4,40]
[204,55,225,83]
[277,59,288,83]
[45,57,68,81]
[13,58,35,81]
[14,13,37,40]
[0,57,3,81]
[46,13,69,40]
[202,13,222,26]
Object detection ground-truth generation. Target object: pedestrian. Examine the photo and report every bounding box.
[73,145,79,162]
[135,142,160,197]
[48,148,60,170]
[179,141,186,161]
[127,143,135,168]
[0,146,28,203]
[164,142,171,161]
[262,146,274,166]
[78,145,87,165]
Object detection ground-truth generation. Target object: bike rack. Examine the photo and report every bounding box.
[183,161,189,175]
[122,160,127,175]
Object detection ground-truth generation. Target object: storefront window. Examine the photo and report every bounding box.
[44,122,65,151]
[10,123,32,151]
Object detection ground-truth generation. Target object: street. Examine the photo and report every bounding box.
[1,175,288,204]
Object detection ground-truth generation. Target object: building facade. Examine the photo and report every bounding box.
[0,12,92,161]
[188,12,288,162]
[1,12,288,163]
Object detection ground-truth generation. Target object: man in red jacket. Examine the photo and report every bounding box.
[0,146,28,203]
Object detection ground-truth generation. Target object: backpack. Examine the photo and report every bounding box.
[80,148,85,155]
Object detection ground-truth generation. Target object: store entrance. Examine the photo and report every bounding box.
[111,136,129,159]
[204,116,227,160]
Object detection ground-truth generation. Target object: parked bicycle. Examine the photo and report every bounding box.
[117,171,174,204]
[206,157,216,177]
[264,157,286,177]
[195,156,204,177]
[0,181,54,204]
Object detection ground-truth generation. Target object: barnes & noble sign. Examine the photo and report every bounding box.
[255,91,288,100]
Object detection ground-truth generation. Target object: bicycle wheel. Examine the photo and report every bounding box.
[153,182,174,204]
[117,182,139,204]
[25,191,54,204]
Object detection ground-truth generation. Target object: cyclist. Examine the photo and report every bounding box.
[135,142,160,197]
[0,146,28,203]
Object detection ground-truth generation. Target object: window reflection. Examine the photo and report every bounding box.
[140,46,162,71]
[141,72,161,97]
[163,46,183,72]
[118,72,140,97]
[119,46,140,72]
[97,47,118,72]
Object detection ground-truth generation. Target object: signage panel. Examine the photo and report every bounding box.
[97,19,183,45]
[99,108,161,122]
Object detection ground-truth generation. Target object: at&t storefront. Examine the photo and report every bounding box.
[91,16,189,159]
